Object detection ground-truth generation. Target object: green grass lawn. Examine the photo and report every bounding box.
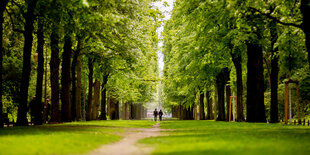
[0,120,155,155]
[140,120,310,155]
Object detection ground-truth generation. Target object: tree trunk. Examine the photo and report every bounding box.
[50,30,61,123]
[300,0,310,68]
[49,0,61,123]
[108,97,119,120]
[231,51,245,122]
[194,105,197,120]
[71,39,80,121]
[199,90,205,120]
[214,83,218,120]
[16,0,38,126]
[190,104,194,120]
[0,0,9,128]
[129,103,133,119]
[76,46,82,121]
[34,19,44,125]
[246,42,266,122]
[100,74,108,120]
[125,102,129,119]
[92,80,100,120]
[135,103,142,120]
[61,34,72,122]
[270,20,279,123]
[216,69,226,121]
[86,57,93,121]
[225,68,231,121]
[206,91,213,120]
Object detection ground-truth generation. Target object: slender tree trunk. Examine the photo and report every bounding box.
[82,81,87,120]
[186,106,189,120]
[100,74,108,120]
[115,101,119,120]
[135,103,141,120]
[76,46,82,120]
[216,69,226,121]
[129,103,133,119]
[124,102,129,119]
[0,0,9,128]
[61,34,72,122]
[86,57,93,121]
[34,19,44,125]
[122,102,126,120]
[92,80,100,120]
[49,0,61,123]
[300,0,310,68]
[50,30,61,123]
[179,105,183,120]
[199,90,205,120]
[231,51,245,122]
[206,91,213,120]
[224,68,231,121]
[71,39,80,121]
[16,0,38,126]
[270,21,279,123]
[246,42,266,122]
[270,54,279,123]
[190,104,194,120]
[214,83,218,120]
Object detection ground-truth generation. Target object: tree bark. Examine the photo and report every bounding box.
[190,104,194,120]
[49,0,61,123]
[231,51,245,122]
[61,34,72,122]
[214,82,218,120]
[71,39,80,121]
[16,0,38,126]
[216,69,226,121]
[0,0,9,128]
[124,102,129,119]
[199,90,205,120]
[34,19,44,125]
[50,30,61,123]
[129,103,133,119]
[100,74,108,120]
[76,45,82,120]
[246,42,266,122]
[206,91,213,120]
[108,97,119,120]
[270,20,279,123]
[225,68,231,121]
[92,80,100,120]
[86,57,93,121]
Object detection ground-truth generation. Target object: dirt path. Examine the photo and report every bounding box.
[88,123,161,155]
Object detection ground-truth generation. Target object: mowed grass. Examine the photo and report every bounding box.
[140,120,310,155]
[0,120,155,155]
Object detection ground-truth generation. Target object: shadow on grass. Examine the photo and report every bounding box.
[0,124,118,136]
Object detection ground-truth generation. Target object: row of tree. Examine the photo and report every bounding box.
[163,0,310,122]
[0,0,160,127]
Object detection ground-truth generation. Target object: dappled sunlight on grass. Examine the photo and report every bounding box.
[0,120,155,155]
[140,120,310,155]
[66,120,156,128]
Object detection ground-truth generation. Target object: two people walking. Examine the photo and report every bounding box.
[153,108,163,121]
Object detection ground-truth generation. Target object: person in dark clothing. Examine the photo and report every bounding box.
[46,99,51,122]
[159,109,163,121]
[28,96,36,124]
[43,99,50,123]
[153,108,158,121]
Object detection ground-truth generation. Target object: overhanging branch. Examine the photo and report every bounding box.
[249,7,303,29]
